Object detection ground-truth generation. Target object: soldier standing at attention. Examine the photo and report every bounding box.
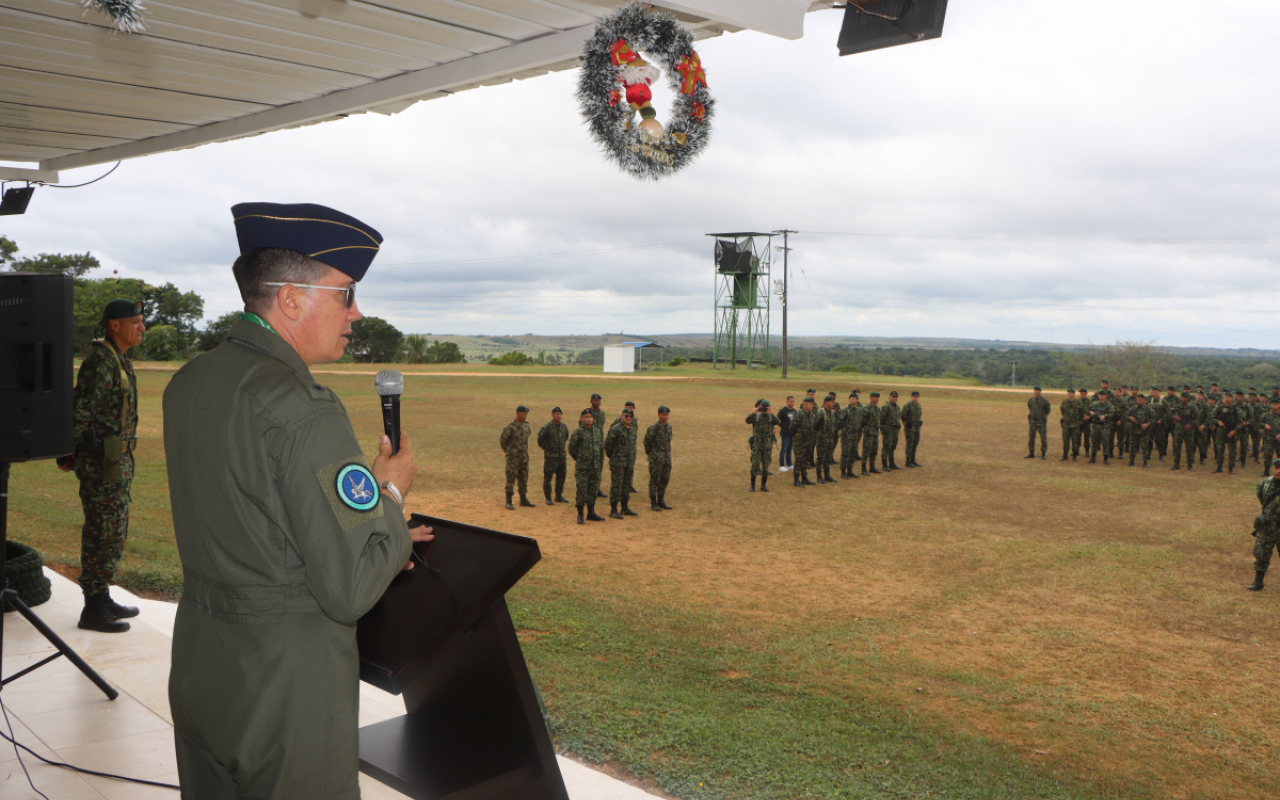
[584,392,607,498]
[803,389,818,467]
[1209,383,1222,404]
[777,395,797,473]
[1246,459,1280,591]
[791,396,817,487]
[569,409,605,523]
[1126,393,1155,467]
[1115,386,1133,456]
[1271,386,1280,407]
[1079,386,1092,458]
[1262,398,1280,477]
[604,408,639,518]
[623,401,640,491]
[880,391,904,471]
[644,406,674,510]
[1194,389,1211,464]
[814,395,837,483]
[1170,391,1196,471]
[1149,387,1166,462]
[838,392,862,478]
[537,407,570,505]
[61,299,146,633]
[1213,392,1242,474]
[1026,386,1051,459]
[500,406,534,510]
[1088,391,1112,464]
[861,393,883,475]
[902,390,924,468]
[1246,390,1262,463]
[1059,388,1081,461]
[163,202,429,798]
[825,393,840,466]
[746,400,780,492]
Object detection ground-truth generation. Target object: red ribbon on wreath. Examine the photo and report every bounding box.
[610,39,639,67]
[691,101,706,121]
[676,52,707,95]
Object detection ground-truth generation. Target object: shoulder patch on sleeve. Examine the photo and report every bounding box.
[318,459,385,530]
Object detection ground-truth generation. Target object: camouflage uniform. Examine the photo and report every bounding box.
[1125,402,1155,465]
[537,419,569,501]
[879,399,903,469]
[1195,396,1212,462]
[643,419,673,506]
[814,405,836,475]
[861,402,882,474]
[73,339,138,597]
[1117,393,1135,455]
[605,422,637,506]
[1059,397,1082,459]
[1253,476,1280,575]
[1087,399,1111,462]
[791,406,817,481]
[1027,394,1051,457]
[901,398,923,466]
[583,407,606,496]
[1248,398,1263,462]
[1211,401,1241,471]
[838,401,863,475]
[1169,397,1197,470]
[1262,409,1280,477]
[568,425,602,508]
[499,419,531,496]
[746,411,780,479]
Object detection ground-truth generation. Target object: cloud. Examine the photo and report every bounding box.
[3,1,1278,347]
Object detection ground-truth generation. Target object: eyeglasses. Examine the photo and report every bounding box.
[264,281,356,308]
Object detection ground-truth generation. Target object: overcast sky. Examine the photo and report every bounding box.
[4,1,1279,348]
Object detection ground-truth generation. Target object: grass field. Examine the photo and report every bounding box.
[8,361,1277,799]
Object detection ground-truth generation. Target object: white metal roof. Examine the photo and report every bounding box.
[1,0,826,181]
[608,341,664,348]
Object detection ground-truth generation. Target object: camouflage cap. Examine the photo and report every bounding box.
[657,405,670,413]
[516,405,529,412]
[102,299,143,320]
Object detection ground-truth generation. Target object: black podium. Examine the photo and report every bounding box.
[357,514,568,800]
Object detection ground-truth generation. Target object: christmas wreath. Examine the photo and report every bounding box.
[575,2,713,181]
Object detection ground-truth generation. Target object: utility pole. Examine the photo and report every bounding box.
[774,229,796,379]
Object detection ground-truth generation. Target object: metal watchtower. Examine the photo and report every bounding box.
[707,232,773,370]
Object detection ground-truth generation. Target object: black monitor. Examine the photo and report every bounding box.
[837,0,949,57]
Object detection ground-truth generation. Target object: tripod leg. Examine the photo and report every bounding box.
[2,589,117,700]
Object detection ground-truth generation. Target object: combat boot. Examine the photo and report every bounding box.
[760,474,770,492]
[869,461,882,474]
[658,494,673,510]
[651,493,662,511]
[609,502,623,520]
[556,492,569,503]
[890,458,901,470]
[1212,465,1223,473]
[750,475,757,492]
[519,493,536,507]
[825,465,835,481]
[78,594,130,634]
[1060,450,1069,461]
[545,490,554,506]
[577,506,585,525]
[793,472,803,488]
[1229,464,1234,474]
[801,469,816,486]
[105,593,139,620]
[505,493,515,510]
[1142,459,1149,468]
[586,504,606,521]
[1128,455,1135,466]
[1089,455,1097,463]
[1171,463,1181,470]
[1103,454,1109,465]
[815,469,826,485]
[1024,452,1035,459]
[860,462,868,475]
[596,488,608,499]
[630,485,639,493]
[622,500,639,516]
[1247,571,1265,591]
[1071,454,1077,461]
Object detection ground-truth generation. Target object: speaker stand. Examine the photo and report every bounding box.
[1,463,117,699]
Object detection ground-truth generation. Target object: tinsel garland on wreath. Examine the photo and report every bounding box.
[575,2,714,181]
[84,0,146,33]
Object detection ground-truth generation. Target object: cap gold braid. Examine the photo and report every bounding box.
[232,214,381,247]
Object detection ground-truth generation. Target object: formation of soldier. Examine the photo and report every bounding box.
[747,388,924,490]
[502,394,674,524]
[1035,381,1280,476]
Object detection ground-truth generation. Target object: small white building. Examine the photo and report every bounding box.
[603,342,664,374]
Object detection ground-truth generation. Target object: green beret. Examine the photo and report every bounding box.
[849,392,857,398]
[103,299,142,321]
[516,405,529,413]
[1236,390,1245,395]
[1182,392,1191,398]
[624,401,635,407]
[552,407,562,413]
[1067,387,1076,392]
[806,388,815,393]
[758,400,771,408]
[890,391,899,397]
[1273,458,1280,468]
[590,393,602,400]
[1250,390,1258,396]
[1168,385,1176,390]
[869,392,880,397]
[657,405,670,413]
[1135,393,1146,400]
[1033,386,1042,391]
[1207,395,1218,402]
[911,391,919,396]
[802,396,814,404]
[621,407,634,415]
[581,408,594,416]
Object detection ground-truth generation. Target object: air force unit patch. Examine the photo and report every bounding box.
[336,463,380,511]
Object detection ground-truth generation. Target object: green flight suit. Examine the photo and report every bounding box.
[164,319,412,800]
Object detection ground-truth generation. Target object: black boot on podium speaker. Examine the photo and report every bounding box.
[357,514,568,800]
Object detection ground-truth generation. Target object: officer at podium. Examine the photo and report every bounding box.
[163,203,430,799]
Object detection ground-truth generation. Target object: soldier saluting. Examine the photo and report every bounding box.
[746,399,780,492]
[60,299,146,633]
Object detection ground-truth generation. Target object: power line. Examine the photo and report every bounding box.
[801,230,1280,244]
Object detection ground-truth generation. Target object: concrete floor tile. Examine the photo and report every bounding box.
[3,650,86,683]
[0,758,98,799]
[55,728,177,781]
[0,712,58,766]
[82,769,181,799]
[0,672,123,718]
[22,696,169,750]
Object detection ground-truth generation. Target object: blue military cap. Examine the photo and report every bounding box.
[232,202,383,281]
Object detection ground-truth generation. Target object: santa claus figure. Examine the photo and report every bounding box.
[611,39,664,139]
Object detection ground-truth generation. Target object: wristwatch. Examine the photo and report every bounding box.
[378,480,403,510]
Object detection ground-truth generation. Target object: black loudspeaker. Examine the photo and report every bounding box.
[0,273,74,462]
[0,187,35,216]
[837,0,949,57]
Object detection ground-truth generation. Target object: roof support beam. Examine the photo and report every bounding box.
[0,166,59,183]
[42,24,601,172]
[651,0,808,40]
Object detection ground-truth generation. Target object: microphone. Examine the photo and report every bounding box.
[374,370,404,455]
